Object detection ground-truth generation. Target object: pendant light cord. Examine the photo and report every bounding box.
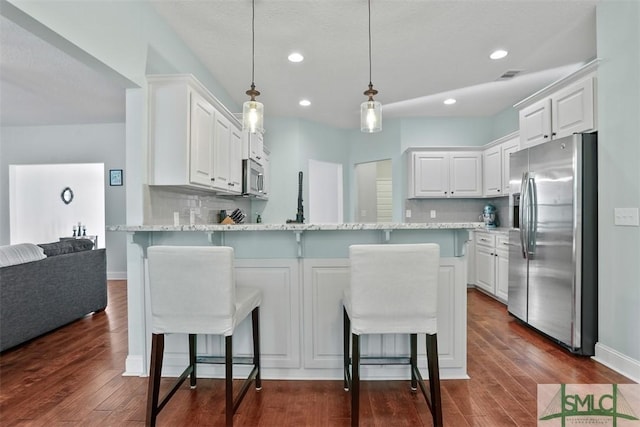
[368,0,372,86]
[251,0,256,86]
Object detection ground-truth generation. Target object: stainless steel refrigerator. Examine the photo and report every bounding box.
[508,133,597,355]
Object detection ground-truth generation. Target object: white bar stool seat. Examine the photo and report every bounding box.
[343,243,443,427]
[145,246,261,427]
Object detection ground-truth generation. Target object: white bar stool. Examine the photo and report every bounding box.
[343,243,443,427]
[145,246,262,427]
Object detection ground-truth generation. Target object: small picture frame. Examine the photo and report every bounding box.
[109,169,123,186]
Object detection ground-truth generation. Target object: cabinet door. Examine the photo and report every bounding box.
[250,132,265,165]
[211,113,231,191]
[496,246,509,302]
[261,151,270,199]
[411,152,449,197]
[189,91,215,187]
[501,137,520,194]
[520,99,552,148]
[475,244,496,294]
[483,145,502,196]
[449,152,482,197]
[228,125,243,194]
[552,77,595,139]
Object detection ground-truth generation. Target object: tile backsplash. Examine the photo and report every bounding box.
[404,197,509,226]
[146,186,252,225]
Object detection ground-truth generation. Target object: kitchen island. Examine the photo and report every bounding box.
[110,223,483,380]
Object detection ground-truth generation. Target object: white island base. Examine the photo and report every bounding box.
[113,223,481,380]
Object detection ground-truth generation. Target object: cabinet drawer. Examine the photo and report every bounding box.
[475,232,495,248]
[496,235,509,250]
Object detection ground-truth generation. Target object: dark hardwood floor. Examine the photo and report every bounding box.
[0,281,633,426]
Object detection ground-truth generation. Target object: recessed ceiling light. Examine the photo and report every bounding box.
[299,99,311,107]
[288,52,304,63]
[444,98,457,105]
[490,49,508,60]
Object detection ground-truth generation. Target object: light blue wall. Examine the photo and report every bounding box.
[259,118,350,224]
[596,1,640,367]
[490,107,519,140]
[400,117,495,150]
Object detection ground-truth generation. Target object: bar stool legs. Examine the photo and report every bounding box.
[145,307,261,427]
[343,310,443,427]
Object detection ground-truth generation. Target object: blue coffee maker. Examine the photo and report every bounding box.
[481,204,498,228]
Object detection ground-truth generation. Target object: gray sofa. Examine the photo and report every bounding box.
[0,245,107,352]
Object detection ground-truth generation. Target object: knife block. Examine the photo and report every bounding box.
[220,216,236,225]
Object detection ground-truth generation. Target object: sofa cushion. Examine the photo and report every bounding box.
[0,243,47,267]
[38,239,94,257]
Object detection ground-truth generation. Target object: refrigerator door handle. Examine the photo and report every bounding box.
[520,172,528,259]
[528,176,538,254]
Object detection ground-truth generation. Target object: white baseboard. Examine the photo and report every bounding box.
[593,342,640,383]
[123,355,145,377]
[107,271,127,280]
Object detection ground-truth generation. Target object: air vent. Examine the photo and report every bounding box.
[497,70,523,80]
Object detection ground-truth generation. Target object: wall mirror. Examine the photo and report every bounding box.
[355,159,392,223]
[60,187,74,205]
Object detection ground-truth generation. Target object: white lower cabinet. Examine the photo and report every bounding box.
[153,256,467,380]
[495,238,509,301]
[474,232,509,303]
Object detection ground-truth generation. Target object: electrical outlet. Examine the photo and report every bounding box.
[430,210,436,219]
[614,208,639,226]
[405,209,411,218]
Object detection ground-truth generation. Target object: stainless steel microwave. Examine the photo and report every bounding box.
[242,159,265,198]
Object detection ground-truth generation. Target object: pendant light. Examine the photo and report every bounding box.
[242,0,264,134]
[361,0,382,133]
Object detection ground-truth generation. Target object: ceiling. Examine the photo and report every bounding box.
[0,0,599,129]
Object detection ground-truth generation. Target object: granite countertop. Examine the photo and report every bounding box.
[107,222,485,232]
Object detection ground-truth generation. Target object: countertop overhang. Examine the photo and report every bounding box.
[107,222,485,232]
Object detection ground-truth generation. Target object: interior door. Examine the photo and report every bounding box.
[526,137,576,347]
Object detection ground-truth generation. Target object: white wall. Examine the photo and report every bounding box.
[0,123,127,278]
[9,163,105,247]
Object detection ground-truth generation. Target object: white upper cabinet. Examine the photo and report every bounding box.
[551,76,595,139]
[519,98,552,148]
[501,136,520,195]
[243,132,265,165]
[449,152,483,197]
[410,151,482,198]
[482,133,520,197]
[188,91,215,187]
[148,75,243,194]
[517,62,597,149]
[482,144,502,196]
[411,151,449,197]
[211,113,231,191]
[229,127,243,191]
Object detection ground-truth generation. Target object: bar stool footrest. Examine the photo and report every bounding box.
[196,356,256,365]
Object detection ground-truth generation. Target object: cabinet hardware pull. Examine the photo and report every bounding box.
[544,135,549,138]
[211,178,215,181]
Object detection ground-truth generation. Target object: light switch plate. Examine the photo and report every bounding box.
[405,209,411,218]
[430,210,437,219]
[614,208,639,226]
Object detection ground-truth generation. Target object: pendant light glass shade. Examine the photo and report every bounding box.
[361,98,382,133]
[243,97,264,134]
[242,0,264,134]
